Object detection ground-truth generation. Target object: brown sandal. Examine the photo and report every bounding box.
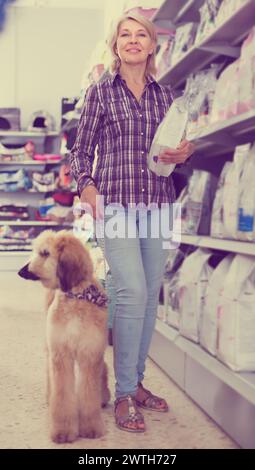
[114,395,146,433]
[136,382,169,412]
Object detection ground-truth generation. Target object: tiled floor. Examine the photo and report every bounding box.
[0,272,239,449]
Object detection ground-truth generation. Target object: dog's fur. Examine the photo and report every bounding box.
[19,230,110,443]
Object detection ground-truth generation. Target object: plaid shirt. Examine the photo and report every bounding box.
[70,72,176,207]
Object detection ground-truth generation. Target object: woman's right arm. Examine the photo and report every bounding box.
[69,84,103,218]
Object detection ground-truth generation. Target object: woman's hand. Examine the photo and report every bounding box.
[158,139,195,165]
[80,185,104,220]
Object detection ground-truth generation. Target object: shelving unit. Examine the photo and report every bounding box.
[151,0,255,448]
[150,319,255,449]
[157,0,255,88]
[0,129,73,264]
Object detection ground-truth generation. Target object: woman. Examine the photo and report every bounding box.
[70,13,195,433]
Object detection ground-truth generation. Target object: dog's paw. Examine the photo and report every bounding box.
[51,429,78,443]
[79,413,105,439]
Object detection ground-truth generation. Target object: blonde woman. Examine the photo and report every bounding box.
[70,13,194,433]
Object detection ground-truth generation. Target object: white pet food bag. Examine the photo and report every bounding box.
[165,271,181,330]
[179,248,213,343]
[210,161,232,238]
[147,96,189,177]
[200,254,234,356]
[223,144,251,239]
[237,144,255,241]
[217,254,255,371]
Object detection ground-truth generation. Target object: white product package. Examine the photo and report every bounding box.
[237,143,255,241]
[223,144,251,239]
[200,254,234,356]
[165,271,181,330]
[147,96,189,177]
[210,161,232,238]
[217,254,255,371]
[178,249,213,343]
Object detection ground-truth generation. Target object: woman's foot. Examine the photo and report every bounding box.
[114,395,146,433]
[135,382,169,412]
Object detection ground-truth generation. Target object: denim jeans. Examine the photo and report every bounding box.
[96,205,171,399]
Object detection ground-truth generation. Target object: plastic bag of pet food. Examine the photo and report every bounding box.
[210,60,240,122]
[217,254,255,371]
[237,144,255,241]
[210,161,232,238]
[200,254,234,356]
[178,248,213,343]
[223,144,251,239]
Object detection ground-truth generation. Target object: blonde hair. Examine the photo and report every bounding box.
[107,13,157,78]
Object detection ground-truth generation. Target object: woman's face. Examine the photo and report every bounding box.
[116,19,155,68]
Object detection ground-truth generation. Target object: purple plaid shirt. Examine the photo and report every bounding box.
[70,72,176,207]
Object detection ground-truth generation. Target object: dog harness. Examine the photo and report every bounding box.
[66,284,108,308]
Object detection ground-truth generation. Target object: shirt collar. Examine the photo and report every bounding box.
[110,71,159,88]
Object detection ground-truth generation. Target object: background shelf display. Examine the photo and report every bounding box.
[149,0,255,449]
[180,235,255,256]
[157,0,255,88]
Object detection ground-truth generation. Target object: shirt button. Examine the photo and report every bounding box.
[141,169,144,173]
[142,188,145,192]
[141,132,144,136]
[141,151,144,155]
[139,114,143,117]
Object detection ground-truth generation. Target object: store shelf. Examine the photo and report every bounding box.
[0,159,64,164]
[150,319,255,448]
[0,131,60,137]
[152,0,186,25]
[191,110,255,155]
[158,0,255,88]
[0,221,73,227]
[180,234,255,256]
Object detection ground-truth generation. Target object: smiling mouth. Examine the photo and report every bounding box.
[126,49,141,52]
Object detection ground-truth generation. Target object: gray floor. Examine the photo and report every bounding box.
[0,272,239,449]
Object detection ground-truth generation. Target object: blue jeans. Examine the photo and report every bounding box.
[96,205,171,399]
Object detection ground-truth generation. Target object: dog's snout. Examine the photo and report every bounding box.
[18,263,40,281]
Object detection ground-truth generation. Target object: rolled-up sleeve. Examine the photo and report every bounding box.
[69,84,103,196]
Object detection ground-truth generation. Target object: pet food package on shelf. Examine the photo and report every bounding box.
[165,272,181,330]
[210,161,233,238]
[171,23,197,65]
[223,144,251,239]
[178,170,217,235]
[185,65,219,138]
[237,143,255,241]
[238,27,255,114]
[210,60,240,122]
[200,254,234,356]
[195,0,222,45]
[147,96,188,177]
[178,248,213,343]
[216,0,248,26]
[217,254,255,371]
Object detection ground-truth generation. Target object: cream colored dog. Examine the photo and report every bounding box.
[18,230,110,443]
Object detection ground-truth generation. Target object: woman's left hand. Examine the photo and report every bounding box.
[158,140,195,164]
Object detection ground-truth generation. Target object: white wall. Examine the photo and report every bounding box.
[0,1,104,129]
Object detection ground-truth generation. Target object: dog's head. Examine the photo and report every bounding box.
[18,230,94,292]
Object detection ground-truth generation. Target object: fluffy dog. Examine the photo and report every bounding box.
[18,230,110,443]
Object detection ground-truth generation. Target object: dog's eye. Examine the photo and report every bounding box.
[40,249,50,257]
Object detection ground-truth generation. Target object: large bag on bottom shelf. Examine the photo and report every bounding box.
[179,248,213,343]
[200,254,234,356]
[217,254,255,371]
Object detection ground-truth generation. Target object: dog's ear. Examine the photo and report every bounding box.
[56,237,93,292]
